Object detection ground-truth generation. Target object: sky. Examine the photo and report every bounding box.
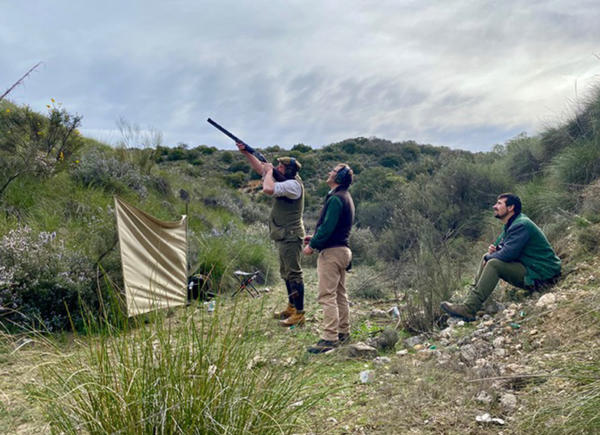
[2,0,600,152]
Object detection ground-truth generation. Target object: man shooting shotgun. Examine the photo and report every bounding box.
[207,118,307,327]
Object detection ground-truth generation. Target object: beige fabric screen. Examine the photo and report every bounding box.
[114,196,188,316]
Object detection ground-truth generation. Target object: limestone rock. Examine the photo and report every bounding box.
[343,342,378,359]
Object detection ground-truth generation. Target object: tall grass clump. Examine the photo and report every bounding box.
[548,138,600,188]
[190,225,278,292]
[34,294,320,434]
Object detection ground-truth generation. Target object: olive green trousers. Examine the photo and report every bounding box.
[465,256,526,312]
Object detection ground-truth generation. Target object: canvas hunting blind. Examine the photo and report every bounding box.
[114,196,188,316]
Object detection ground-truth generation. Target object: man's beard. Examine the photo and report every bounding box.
[494,210,508,219]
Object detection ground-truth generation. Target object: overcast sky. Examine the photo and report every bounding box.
[2,1,600,151]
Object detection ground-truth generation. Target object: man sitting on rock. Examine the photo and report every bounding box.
[441,193,561,322]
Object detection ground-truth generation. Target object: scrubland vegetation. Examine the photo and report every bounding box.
[1,84,600,433]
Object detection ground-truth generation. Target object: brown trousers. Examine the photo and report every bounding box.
[316,246,352,341]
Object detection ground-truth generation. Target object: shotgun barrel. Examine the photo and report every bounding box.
[207,118,267,163]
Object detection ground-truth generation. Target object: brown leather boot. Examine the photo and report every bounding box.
[273,304,296,320]
[279,311,305,327]
[440,302,476,322]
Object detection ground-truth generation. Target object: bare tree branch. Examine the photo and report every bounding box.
[0,62,42,102]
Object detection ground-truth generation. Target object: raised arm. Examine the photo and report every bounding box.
[236,142,266,176]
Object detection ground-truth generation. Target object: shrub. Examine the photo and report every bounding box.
[223,172,246,188]
[347,265,391,300]
[503,134,542,182]
[396,236,464,332]
[349,227,377,265]
[72,150,163,197]
[0,226,95,331]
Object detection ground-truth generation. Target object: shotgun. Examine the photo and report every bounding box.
[207,118,267,163]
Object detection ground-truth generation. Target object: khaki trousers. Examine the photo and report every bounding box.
[317,247,352,342]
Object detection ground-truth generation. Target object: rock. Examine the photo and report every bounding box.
[373,356,391,365]
[436,352,452,366]
[413,344,425,351]
[396,349,408,356]
[440,326,453,338]
[372,327,399,350]
[492,336,505,348]
[472,358,499,378]
[327,417,338,424]
[500,392,518,411]
[447,317,464,327]
[536,293,556,308]
[343,343,378,359]
[475,390,493,404]
[404,335,424,347]
[460,344,478,364]
[493,348,507,358]
[476,413,505,425]
[416,350,434,361]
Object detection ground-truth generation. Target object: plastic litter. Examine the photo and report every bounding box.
[359,370,375,383]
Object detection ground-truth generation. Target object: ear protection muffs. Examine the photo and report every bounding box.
[334,165,350,184]
[284,157,298,179]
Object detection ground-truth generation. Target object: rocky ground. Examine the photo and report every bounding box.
[311,254,600,434]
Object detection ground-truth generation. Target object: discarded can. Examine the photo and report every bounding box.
[509,322,520,329]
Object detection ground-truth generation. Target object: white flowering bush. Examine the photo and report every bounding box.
[0,226,95,331]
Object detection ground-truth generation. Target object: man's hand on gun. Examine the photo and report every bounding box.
[488,244,497,254]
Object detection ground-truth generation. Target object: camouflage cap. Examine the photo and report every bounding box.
[277,156,301,170]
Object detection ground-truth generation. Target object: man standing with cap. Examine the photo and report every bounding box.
[304,163,355,353]
[236,142,306,327]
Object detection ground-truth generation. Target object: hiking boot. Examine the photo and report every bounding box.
[338,332,350,344]
[279,311,305,327]
[307,339,339,354]
[273,304,296,320]
[440,301,476,322]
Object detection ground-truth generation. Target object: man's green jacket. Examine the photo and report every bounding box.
[486,213,561,286]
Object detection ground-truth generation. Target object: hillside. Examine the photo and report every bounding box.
[0,84,599,433]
